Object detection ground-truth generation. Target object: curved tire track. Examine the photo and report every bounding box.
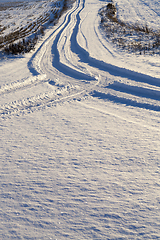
[1,0,160,119]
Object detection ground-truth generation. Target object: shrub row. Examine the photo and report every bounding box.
[4,36,38,55]
[99,3,160,55]
[1,0,71,55]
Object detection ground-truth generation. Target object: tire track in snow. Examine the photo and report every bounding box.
[28,0,94,81]
[0,0,93,119]
[107,82,160,101]
[91,90,160,112]
[70,0,160,111]
[70,0,160,87]
[27,0,81,76]
[0,74,46,95]
[3,0,159,118]
[50,0,95,81]
[55,0,160,111]
[50,0,160,111]
[0,84,86,119]
[30,0,160,113]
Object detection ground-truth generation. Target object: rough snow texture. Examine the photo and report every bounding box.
[0,0,61,37]
[116,0,160,31]
[0,0,160,239]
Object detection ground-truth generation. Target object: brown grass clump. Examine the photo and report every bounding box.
[1,0,75,55]
[99,3,160,55]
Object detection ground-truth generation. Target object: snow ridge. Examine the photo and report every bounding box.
[0,74,46,94]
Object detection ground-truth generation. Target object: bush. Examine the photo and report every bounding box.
[4,36,38,55]
[99,4,160,55]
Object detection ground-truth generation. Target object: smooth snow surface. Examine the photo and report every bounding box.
[117,0,160,30]
[0,0,160,239]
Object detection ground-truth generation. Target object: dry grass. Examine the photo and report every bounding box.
[0,1,25,11]
[0,0,74,55]
[99,3,160,55]
[0,10,58,47]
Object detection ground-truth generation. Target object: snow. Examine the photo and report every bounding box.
[116,0,160,31]
[0,0,54,36]
[0,0,160,239]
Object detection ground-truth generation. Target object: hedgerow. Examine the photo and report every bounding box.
[99,2,160,55]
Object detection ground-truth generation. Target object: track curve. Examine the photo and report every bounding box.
[1,0,160,119]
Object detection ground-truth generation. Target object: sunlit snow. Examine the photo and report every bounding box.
[0,0,160,239]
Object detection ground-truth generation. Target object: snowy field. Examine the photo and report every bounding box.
[0,0,160,239]
[0,0,63,47]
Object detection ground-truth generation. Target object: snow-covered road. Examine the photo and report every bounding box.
[0,0,160,239]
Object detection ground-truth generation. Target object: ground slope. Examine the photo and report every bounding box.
[0,0,160,239]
